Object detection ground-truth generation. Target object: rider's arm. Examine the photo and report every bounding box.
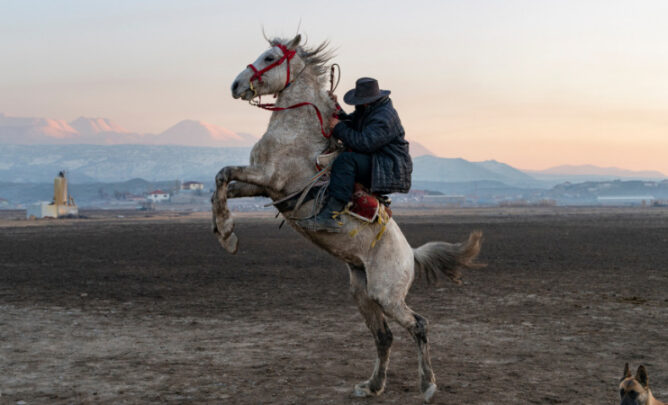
[336,107,355,122]
[332,116,395,153]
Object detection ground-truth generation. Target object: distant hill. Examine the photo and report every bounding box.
[1,144,538,187]
[474,160,536,183]
[156,120,257,147]
[0,113,257,147]
[411,155,537,187]
[2,143,665,195]
[0,144,251,183]
[526,164,666,184]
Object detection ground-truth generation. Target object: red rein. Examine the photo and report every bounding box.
[247,43,333,139]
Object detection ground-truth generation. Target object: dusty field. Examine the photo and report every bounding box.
[1,208,667,404]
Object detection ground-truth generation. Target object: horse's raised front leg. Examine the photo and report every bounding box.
[212,166,271,254]
[348,264,393,398]
[227,181,267,198]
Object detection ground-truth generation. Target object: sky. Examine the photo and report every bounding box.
[1,0,667,173]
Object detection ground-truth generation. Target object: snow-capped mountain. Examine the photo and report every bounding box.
[0,113,258,147]
[0,113,78,143]
[69,117,131,136]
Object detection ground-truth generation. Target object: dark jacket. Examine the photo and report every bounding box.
[333,97,412,194]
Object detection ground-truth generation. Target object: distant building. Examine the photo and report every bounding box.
[147,190,170,202]
[0,197,8,207]
[181,181,204,191]
[26,171,78,218]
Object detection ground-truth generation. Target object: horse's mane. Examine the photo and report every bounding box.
[269,37,334,77]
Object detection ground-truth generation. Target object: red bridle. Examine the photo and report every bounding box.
[246,43,336,139]
[247,43,296,89]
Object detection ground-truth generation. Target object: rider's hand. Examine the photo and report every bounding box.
[329,116,340,129]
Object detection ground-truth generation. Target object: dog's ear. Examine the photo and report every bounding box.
[622,363,632,380]
[636,365,649,388]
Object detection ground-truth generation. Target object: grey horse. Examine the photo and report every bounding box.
[213,34,483,403]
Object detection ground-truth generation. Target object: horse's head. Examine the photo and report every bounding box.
[231,34,305,100]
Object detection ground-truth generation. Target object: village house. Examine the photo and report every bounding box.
[181,181,204,191]
[147,190,170,203]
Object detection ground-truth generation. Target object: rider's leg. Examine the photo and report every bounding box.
[296,151,371,232]
[328,151,372,204]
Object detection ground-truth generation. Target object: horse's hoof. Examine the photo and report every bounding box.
[422,382,437,404]
[217,232,238,254]
[352,381,374,397]
[352,380,384,397]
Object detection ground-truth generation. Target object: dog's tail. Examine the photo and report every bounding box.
[413,231,484,285]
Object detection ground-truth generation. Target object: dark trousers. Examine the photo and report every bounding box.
[328,151,372,203]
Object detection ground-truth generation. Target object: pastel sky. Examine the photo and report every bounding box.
[1,0,667,173]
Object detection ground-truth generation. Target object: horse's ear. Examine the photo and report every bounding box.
[622,363,632,380]
[261,26,271,44]
[636,365,649,388]
[287,34,301,50]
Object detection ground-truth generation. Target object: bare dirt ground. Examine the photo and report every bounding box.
[1,207,667,404]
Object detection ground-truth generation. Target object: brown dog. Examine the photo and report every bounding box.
[620,363,665,405]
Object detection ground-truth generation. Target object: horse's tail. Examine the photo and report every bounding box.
[413,231,484,285]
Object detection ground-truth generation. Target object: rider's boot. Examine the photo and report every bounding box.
[296,197,346,233]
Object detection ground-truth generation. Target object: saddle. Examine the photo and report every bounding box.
[348,183,392,223]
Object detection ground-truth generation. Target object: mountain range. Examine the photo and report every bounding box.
[0,113,665,186]
[0,113,257,147]
[412,156,537,187]
[0,112,439,154]
[0,144,252,183]
[2,143,661,188]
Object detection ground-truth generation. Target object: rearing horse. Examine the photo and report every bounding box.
[213,34,483,403]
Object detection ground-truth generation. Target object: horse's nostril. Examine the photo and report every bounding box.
[232,81,239,92]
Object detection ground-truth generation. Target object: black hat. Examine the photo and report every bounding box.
[343,77,391,105]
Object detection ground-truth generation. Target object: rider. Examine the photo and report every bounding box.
[298,77,412,232]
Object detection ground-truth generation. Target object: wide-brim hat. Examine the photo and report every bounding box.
[343,77,391,105]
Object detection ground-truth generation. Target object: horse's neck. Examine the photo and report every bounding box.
[276,70,326,108]
[262,71,334,194]
[269,72,332,146]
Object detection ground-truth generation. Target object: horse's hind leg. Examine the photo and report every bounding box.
[381,301,437,403]
[348,264,393,397]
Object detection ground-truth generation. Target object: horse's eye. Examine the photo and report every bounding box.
[264,56,275,63]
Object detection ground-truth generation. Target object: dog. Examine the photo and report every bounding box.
[620,363,665,405]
